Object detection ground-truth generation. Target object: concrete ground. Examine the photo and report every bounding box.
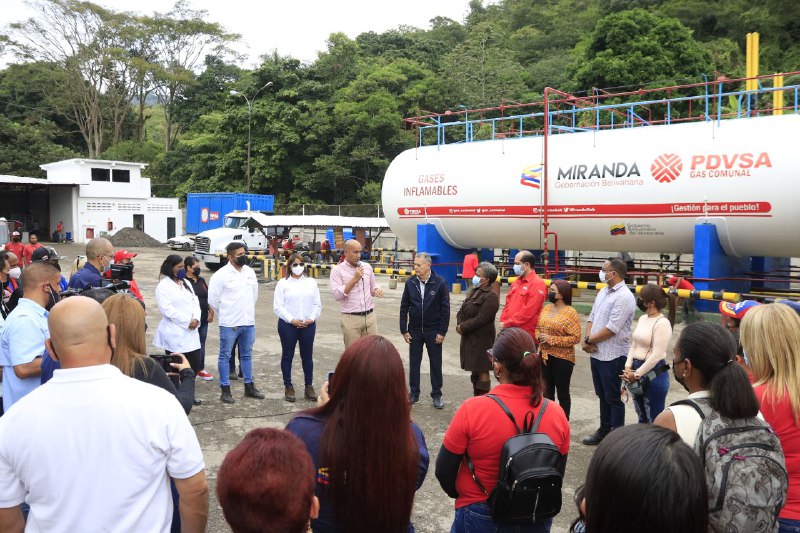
[53,242,696,532]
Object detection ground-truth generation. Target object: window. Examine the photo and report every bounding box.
[91,168,110,181]
[112,169,130,183]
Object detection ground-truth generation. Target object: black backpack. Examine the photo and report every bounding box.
[671,398,788,533]
[466,396,564,524]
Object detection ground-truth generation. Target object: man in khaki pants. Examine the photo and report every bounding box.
[330,240,384,348]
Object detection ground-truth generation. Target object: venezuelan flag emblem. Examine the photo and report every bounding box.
[317,467,330,485]
[610,224,627,236]
[520,165,542,189]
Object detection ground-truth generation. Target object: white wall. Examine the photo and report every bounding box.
[48,186,77,240]
[75,197,181,243]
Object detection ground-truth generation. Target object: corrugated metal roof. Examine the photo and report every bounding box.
[0,175,50,185]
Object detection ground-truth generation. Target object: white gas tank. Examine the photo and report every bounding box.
[382,114,799,258]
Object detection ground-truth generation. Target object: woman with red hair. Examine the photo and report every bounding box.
[217,428,319,533]
[286,335,429,533]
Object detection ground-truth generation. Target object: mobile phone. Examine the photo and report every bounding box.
[327,371,335,387]
[150,354,182,373]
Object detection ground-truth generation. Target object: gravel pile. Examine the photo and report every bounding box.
[110,227,166,248]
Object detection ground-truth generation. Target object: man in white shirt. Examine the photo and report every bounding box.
[208,242,264,403]
[0,297,208,533]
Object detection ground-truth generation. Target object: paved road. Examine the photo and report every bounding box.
[54,243,695,532]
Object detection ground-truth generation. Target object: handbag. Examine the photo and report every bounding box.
[625,317,668,396]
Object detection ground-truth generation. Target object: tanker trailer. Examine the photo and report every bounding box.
[382,113,800,259]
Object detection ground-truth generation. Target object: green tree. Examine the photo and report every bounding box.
[574,9,712,90]
[0,115,77,177]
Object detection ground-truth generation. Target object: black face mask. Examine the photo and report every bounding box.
[45,284,61,311]
[12,237,20,242]
[192,267,201,277]
[673,361,689,392]
[547,292,558,304]
[636,297,648,313]
[235,256,247,267]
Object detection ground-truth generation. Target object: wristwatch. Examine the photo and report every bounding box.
[584,336,593,345]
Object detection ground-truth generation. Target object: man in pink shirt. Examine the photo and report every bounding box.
[330,240,384,348]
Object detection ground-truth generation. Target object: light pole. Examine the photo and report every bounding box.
[230,81,273,193]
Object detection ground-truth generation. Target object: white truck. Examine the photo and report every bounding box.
[193,210,286,271]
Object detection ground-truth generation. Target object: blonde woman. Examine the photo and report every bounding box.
[101,294,195,414]
[740,303,800,532]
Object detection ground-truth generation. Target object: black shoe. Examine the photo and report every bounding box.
[244,382,265,399]
[582,428,610,446]
[238,369,243,378]
[193,398,202,406]
[433,397,445,409]
[409,393,419,404]
[220,385,235,404]
[229,371,238,381]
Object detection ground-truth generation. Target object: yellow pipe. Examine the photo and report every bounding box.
[746,33,753,91]
[774,73,784,115]
[753,32,760,91]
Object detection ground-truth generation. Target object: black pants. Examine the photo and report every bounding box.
[409,329,443,399]
[542,356,575,419]
[228,340,241,373]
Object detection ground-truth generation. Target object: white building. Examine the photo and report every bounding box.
[30,159,182,244]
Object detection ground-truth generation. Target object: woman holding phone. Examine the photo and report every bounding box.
[274,253,322,403]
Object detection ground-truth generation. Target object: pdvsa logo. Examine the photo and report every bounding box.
[651,154,683,183]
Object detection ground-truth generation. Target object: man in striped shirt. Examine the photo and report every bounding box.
[581,258,636,445]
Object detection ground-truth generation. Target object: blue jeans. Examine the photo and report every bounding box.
[450,502,551,533]
[278,319,316,387]
[590,356,626,430]
[218,325,255,386]
[631,360,669,423]
[197,321,208,370]
[779,518,800,533]
[409,329,443,399]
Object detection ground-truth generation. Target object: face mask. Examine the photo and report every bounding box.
[673,364,689,391]
[12,237,20,242]
[8,267,21,279]
[235,256,247,267]
[472,275,481,287]
[291,265,305,276]
[102,256,112,273]
[548,292,558,304]
[45,284,60,311]
[513,264,523,276]
[598,270,607,283]
[636,297,648,313]
[175,268,187,280]
[742,349,750,367]
[192,267,201,277]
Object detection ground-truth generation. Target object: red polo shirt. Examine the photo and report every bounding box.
[443,383,570,509]
[4,242,24,260]
[22,243,42,266]
[500,272,547,339]
[667,276,695,291]
[462,254,479,279]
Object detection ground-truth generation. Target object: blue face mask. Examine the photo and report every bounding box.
[513,264,523,276]
[472,275,481,287]
[176,268,187,280]
[742,349,750,367]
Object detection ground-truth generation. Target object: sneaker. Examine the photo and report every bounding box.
[433,397,445,409]
[197,370,213,381]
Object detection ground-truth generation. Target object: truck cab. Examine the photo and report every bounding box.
[193,211,286,271]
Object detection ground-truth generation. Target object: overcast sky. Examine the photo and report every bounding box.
[2,0,473,66]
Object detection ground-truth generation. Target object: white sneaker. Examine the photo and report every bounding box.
[197,369,214,381]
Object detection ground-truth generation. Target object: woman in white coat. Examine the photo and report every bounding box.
[274,253,322,403]
[155,254,202,405]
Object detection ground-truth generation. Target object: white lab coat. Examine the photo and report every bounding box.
[154,277,201,353]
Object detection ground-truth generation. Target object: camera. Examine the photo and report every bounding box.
[110,263,133,281]
[150,354,183,373]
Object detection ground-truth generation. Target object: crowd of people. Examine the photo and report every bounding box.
[0,234,799,533]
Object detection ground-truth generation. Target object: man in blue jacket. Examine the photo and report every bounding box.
[400,252,450,409]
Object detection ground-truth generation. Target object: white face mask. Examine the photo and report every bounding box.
[291,265,305,276]
[599,269,607,283]
[8,267,21,279]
